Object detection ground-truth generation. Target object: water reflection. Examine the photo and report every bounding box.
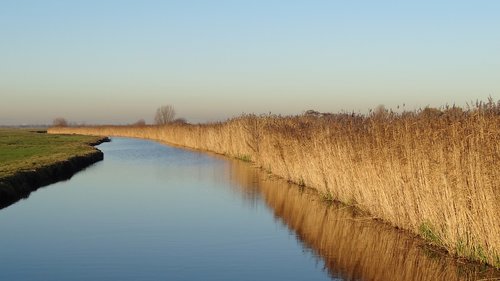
[1,138,499,281]
[0,166,94,210]
[221,159,500,281]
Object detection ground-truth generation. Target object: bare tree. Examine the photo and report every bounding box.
[172,118,187,125]
[133,119,146,126]
[304,109,321,117]
[371,104,387,119]
[154,105,176,125]
[52,117,68,127]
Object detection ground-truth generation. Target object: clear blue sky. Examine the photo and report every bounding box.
[1,1,499,125]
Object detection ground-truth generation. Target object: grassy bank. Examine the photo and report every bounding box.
[48,100,500,268]
[0,129,105,179]
[0,129,108,207]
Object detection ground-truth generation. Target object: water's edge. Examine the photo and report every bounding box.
[46,129,500,274]
[0,137,110,209]
[5,134,498,280]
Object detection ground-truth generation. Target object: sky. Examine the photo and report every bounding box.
[1,1,499,125]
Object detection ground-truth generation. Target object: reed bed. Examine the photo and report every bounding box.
[225,159,500,281]
[48,100,500,268]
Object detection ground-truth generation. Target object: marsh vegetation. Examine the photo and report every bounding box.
[49,99,500,268]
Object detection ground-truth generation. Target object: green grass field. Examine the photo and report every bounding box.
[0,129,104,179]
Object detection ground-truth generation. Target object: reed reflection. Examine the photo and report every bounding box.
[221,159,500,281]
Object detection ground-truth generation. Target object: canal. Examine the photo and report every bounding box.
[0,138,496,280]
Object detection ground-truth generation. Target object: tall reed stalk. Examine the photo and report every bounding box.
[226,159,500,280]
[48,100,500,268]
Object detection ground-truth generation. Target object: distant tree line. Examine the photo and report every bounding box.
[52,117,68,127]
[154,104,186,125]
[51,104,187,127]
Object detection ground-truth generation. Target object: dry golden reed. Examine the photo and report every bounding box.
[49,100,500,268]
[225,159,500,281]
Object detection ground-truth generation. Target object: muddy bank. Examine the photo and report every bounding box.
[0,137,110,209]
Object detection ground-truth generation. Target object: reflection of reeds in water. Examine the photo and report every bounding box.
[48,100,500,267]
[225,160,500,281]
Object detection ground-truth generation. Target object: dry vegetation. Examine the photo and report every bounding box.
[48,99,500,268]
[225,159,500,281]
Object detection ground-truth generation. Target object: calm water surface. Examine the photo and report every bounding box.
[0,138,497,281]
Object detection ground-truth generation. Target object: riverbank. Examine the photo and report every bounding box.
[0,129,109,208]
[47,101,500,268]
[228,159,500,280]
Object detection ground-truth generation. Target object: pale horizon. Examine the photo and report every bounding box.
[1,1,499,125]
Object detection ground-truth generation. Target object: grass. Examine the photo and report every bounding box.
[235,154,252,162]
[48,99,500,268]
[0,129,104,179]
[419,221,443,246]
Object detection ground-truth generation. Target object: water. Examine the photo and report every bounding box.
[0,138,497,281]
